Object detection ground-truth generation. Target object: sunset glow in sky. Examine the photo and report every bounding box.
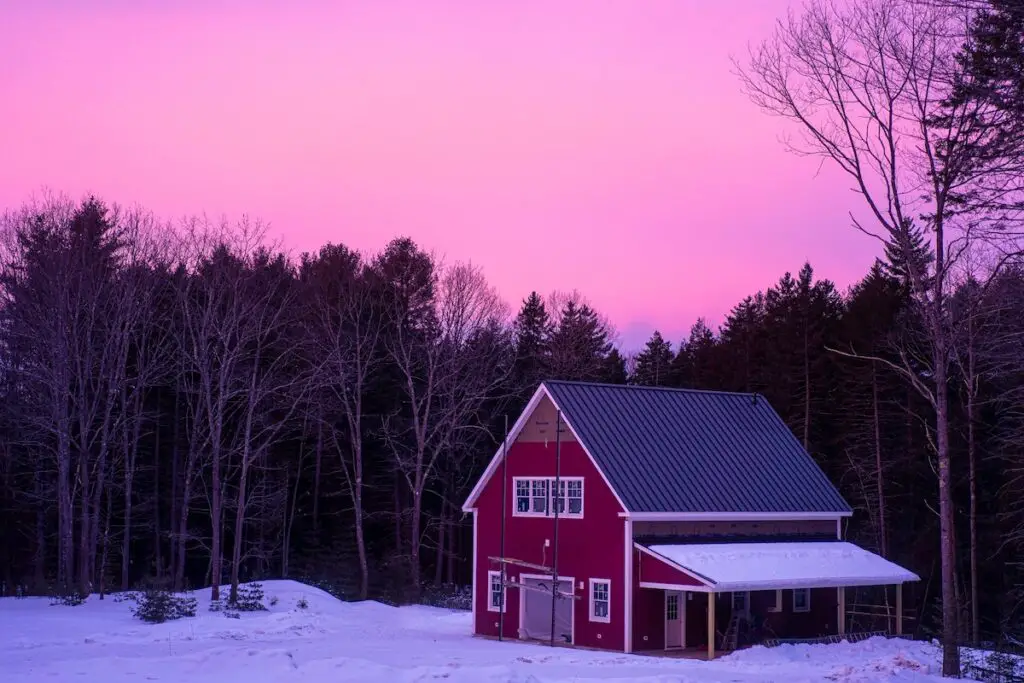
[0,0,880,349]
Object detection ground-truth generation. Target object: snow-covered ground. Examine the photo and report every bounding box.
[0,579,960,682]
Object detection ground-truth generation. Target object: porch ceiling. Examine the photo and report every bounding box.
[639,541,919,591]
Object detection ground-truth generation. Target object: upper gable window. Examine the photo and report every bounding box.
[512,477,584,518]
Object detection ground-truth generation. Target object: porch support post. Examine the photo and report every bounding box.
[837,586,846,637]
[895,583,903,636]
[707,592,716,660]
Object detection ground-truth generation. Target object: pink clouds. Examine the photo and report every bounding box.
[0,0,877,349]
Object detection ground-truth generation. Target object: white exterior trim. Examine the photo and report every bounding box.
[588,578,611,624]
[620,511,851,521]
[462,384,629,515]
[462,386,548,512]
[635,543,715,588]
[768,589,783,612]
[471,509,478,628]
[623,519,633,653]
[546,398,631,515]
[518,572,575,645]
[641,581,713,594]
[487,570,506,613]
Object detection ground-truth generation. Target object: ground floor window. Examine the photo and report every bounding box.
[792,588,810,613]
[488,571,505,612]
[589,579,611,623]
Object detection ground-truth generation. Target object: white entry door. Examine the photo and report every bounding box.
[665,591,684,649]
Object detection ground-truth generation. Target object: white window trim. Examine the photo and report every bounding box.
[792,588,811,613]
[487,570,506,613]
[512,476,584,519]
[768,589,782,613]
[589,578,611,623]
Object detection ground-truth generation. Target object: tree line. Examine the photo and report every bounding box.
[1,190,1022,643]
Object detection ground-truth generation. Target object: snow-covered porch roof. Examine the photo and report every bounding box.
[637,541,920,592]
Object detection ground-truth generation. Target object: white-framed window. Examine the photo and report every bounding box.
[732,591,749,615]
[768,589,782,612]
[793,588,811,613]
[487,571,505,613]
[589,579,611,623]
[512,477,584,518]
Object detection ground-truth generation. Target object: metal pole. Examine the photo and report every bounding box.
[550,410,562,647]
[498,414,509,641]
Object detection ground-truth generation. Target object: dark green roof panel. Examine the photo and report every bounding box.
[541,381,851,514]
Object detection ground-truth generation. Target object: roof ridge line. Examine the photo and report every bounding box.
[541,379,761,398]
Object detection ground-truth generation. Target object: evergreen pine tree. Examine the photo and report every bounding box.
[512,292,552,394]
[632,331,674,386]
[548,299,613,381]
[601,348,628,384]
[671,318,718,389]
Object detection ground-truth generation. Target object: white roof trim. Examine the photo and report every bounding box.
[462,385,548,512]
[639,581,713,594]
[461,383,629,514]
[546,389,630,515]
[621,511,852,521]
[644,541,920,592]
[635,543,714,588]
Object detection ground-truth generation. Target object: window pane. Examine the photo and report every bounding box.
[552,480,565,513]
[567,480,582,514]
[531,479,548,513]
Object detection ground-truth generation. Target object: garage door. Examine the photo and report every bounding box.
[520,577,573,644]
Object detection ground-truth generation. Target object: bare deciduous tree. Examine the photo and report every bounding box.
[303,244,383,600]
[737,0,1024,672]
[380,251,513,597]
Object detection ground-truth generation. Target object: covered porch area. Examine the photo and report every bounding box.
[634,541,919,659]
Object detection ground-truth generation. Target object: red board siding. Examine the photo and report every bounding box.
[637,550,705,587]
[473,438,627,650]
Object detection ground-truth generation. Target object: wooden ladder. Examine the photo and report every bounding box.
[721,614,741,652]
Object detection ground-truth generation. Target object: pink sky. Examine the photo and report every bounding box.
[0,0,878,350]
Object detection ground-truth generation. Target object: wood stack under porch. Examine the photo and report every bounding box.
[632,541,920,659]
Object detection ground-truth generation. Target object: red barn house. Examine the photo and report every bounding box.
[461,381,919,658]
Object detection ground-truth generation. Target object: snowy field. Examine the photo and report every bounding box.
[0,579,962,682]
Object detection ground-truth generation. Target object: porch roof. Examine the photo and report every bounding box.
[640,541,919,591]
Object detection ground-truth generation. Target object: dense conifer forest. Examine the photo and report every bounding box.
[0,195,1022,645]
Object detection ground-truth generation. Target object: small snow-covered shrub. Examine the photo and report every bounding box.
[227,582,267,612]
[131,589,197,624]
[269,595,279,607]
[209,598,223,612]
[296,597,309,610]
[223,610,241,620]
[419,583,472,611]
[49,586,86,607]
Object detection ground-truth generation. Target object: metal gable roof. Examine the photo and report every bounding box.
[542,380,852,515]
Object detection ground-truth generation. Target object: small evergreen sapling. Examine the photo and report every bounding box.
[227,582,267,612]
[131,588,198,624]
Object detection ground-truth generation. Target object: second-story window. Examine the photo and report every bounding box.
[512,477,584,518]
